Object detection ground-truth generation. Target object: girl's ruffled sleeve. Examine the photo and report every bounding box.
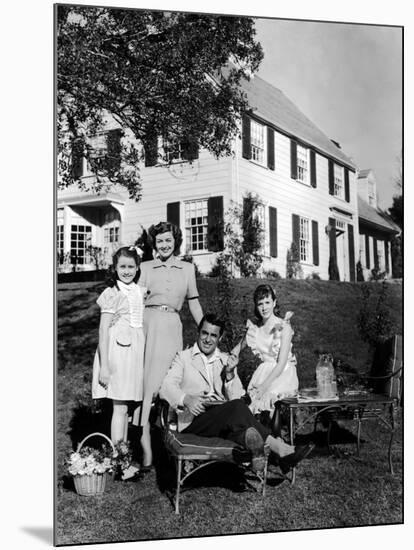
[96,287,117,314]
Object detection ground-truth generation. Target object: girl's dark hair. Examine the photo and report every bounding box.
[106,246,141,288]
[148,221,182,255]
[253,284,281,320]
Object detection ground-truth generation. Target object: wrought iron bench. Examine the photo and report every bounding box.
[159,400,270,514]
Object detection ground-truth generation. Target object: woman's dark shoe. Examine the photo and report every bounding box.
[278,443,314,474]
[140,464,154,475]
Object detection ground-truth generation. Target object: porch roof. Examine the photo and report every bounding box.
[358,196,400,234]
[58,191,125,208]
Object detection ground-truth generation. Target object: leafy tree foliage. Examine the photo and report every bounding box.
[57,5,263,198]
[388,194,402,230]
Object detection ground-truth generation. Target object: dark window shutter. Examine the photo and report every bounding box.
[144,134,158,167]
[166,202,180,229]
[207,196,224,252]
[71,138,84,179]
[312,220,319,266]
[242,114,251,160]
[290,140,298,180]
[267,127,275,170]
[348,223,355,282]
[329,217,337,261]
[182,137,199,161]
[269,206,277,257]
[373,238,379,269]
[385,240,390,273]
[344,168,350,202]
[365,234,370,269]
[107,129,123,171]
[310,150,317,188]
[292,214,300,251]
[328,160,334,195]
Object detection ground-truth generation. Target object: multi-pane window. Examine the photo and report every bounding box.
[70,225,92,265]
[104,226,119,244]
[359,234,366,267]
[88,133,107,159]
[377,241,385,270]
[334,164,344,198]
[103,210,120,246]
[297,144,309,183]
[250,120,265,164]
[185,199,208,252]
[160,137,183,163]
[57,225,64,264]
[299,217,310,262]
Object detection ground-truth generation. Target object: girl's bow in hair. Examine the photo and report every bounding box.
[129,245,144,257]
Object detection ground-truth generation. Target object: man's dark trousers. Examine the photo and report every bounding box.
[182,398,270,447]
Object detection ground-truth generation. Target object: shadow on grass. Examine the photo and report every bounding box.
[67,399,113,449]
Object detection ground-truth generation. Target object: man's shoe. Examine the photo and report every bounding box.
[278,443,314,474]
[244,427,265,472]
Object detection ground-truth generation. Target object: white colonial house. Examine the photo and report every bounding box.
[58,74,361,281]
[356,169,400,279]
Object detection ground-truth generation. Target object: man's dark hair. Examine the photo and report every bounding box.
[197,313,226,336]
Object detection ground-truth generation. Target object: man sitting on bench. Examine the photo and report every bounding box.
[159,313,313,473]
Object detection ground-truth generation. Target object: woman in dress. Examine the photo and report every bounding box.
[136,221,203,469]
[230,284,298,415]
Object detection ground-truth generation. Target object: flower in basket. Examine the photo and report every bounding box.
[67,445,114,477]
[112,441,133,474]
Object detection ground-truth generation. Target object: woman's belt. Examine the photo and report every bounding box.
[145,304,178,313]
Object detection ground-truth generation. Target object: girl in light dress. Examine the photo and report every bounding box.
[92,246,146,479]
[230,284,299,415]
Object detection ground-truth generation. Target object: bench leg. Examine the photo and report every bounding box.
[356,420,361,456]
[175,457,182,515]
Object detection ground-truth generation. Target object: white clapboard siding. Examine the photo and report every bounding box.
[232,129,358,279]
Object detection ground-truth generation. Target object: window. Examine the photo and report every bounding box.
[359,235,366,267]
[70,224,92,265]
[185,199,208,252]
[160,137,184,163]
[104,226,119,244]
[88,132,107,160]
[57,225,64,264]
[103,210,120,245]
[377,241,385,270]
[334,164,344,199]
[250,120,266,164]
[299,217,310,262]
[297,144,309,184]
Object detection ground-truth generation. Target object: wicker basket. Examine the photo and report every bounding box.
[72,432,115,497]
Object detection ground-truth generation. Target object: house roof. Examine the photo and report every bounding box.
[358,196,400,233]
[242,75,356,170]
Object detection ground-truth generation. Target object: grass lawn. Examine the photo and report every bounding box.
[55,278,403,546]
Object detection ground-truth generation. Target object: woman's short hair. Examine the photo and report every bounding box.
[148,221,182,255]
[106,246,141,287]
[253,284,280,319]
